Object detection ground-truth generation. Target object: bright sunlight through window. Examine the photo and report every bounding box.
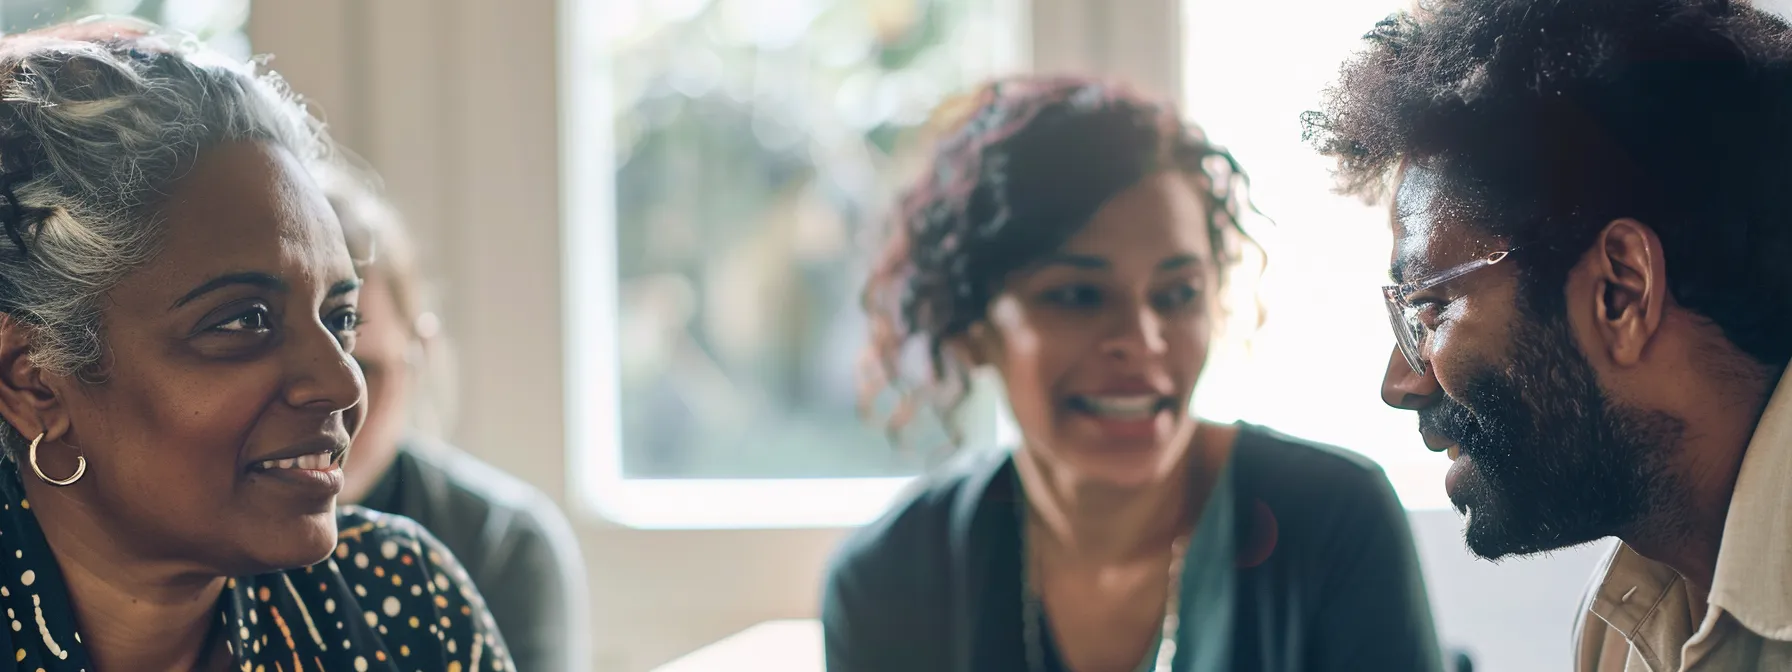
[1183,0,1449,510]
[566,0,1456,530]
[565,0,1024,528]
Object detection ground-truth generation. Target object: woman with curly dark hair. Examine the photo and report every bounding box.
[821,75,1442,672]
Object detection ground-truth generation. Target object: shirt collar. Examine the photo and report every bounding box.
[1587,370,1792,654]
[1706,370,1792,640]
[1588,542,1695,671]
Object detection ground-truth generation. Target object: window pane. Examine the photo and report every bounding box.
[608,0,1016,479]
[1,0,252,59]
[1184,0,1449,509]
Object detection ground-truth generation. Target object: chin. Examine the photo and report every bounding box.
[1456,479,1605,561]
[1462,505,1558,561]
[237,510,340,574]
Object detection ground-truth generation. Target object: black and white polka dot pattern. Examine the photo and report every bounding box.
[0,461,513,671]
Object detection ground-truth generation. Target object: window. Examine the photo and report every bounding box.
[564,0,1026,528]
[1,0,251,58]
[1182,0,1449,509]
[567,0,1454,529]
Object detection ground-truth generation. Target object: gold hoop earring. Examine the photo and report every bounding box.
[28,432,84,487]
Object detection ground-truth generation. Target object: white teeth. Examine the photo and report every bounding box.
[1081,395,1162,418]
[255,452,335,471]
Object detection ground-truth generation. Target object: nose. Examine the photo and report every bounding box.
[1381,345,1440,410]
[1102,303,1168,362]
[283,320,366,419]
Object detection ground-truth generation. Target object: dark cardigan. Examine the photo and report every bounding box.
[821,424,1445,672]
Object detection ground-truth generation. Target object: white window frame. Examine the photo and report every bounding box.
[561,0,1185,530]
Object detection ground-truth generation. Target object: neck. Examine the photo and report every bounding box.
[25,482,228,671]
[1623,367,1777,598]
[1016,421,1213,565]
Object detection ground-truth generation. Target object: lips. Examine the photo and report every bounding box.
[1444,452,1474,501]
[245,437,349,475]
[1420,430,1457,452]
[1419,403,1480,499]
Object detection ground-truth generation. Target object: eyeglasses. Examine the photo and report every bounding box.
[1382,249,1517,375]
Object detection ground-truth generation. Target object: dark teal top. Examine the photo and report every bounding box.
[821,423,1444,672]
[0,459,513,672]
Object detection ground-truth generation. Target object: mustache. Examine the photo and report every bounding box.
[1419,394,1491,451]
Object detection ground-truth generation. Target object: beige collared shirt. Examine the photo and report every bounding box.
[1574,374,1792,671]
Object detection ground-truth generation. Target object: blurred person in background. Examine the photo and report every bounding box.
[0,20,510,670]
[1306,0,1792,669]
[323,163,592,672]
[822,75,1442,672]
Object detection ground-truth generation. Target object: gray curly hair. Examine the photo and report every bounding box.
[0,20,333,453]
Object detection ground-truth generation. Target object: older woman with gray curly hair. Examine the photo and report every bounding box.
[0,20,512,672]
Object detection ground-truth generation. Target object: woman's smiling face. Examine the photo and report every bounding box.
[974,172,1220,490]
[15,140,366,574]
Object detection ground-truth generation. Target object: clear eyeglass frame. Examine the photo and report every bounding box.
[1381,249,1517,375]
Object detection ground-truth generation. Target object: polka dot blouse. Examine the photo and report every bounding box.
[0,460,514,671]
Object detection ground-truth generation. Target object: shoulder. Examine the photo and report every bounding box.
[396,440,562,523]
[332,506,504,636]
[394,442,585,575]
[827,448,1005,582]
[822,449,1004,659]
[331,505,494,598]
[1230,422,1400,506]
[242,508,513,670]
[824,448,1006,620]
[1225,423,1412,560]
[331,505,465,584]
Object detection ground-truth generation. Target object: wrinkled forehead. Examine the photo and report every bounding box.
[1389,163,1508,283]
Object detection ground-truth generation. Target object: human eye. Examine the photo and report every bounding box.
[210,305,272,334]
[1152,283,1204,311]
[1407,296,1451,330]
[325,306,360,350]
[1041,284,1103,309]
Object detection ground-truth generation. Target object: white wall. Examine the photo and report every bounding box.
[245,1,1609,669]
[1413,512,1609,672]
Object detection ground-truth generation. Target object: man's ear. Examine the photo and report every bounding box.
[0,315,68,441]
[1587,218,1667,367]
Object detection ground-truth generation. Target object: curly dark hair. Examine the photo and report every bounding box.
[1303,0,1792,368]
[860,75,1255,440]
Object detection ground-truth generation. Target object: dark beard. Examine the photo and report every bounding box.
[1419,307,1685,560]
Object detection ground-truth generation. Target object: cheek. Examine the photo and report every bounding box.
[1167,312,1214,369]
[1425,310,1504,397]
[78,361,281,486]
[985,307,1081,419]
